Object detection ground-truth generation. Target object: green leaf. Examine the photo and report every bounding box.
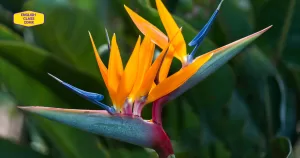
[254,0,299,64]
[233,45,297,145]
[0,139,49,158]
[165,72,234,157]
[168,26,272,101]
[109,148,155,158]
[214,0,297,155]
[183,84,265,157]
[0,15,104,111]
[0,21,108,156]
[0,57,108,158]
[164,99,232,158]
[226,91,266,157]
[250,0,269,12]
[0,41,108,109]
[24,0,107,78]
[68,0,98,13]
[216,0,255,41]
[267,137,293,158]
[0,0,25,13]
[232,46,283,140]
[276,62,297,140]
[0,24,22,41]
[0,91,17,108]
[214,0,293,143]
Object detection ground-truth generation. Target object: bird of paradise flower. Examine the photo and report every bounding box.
[19,0,272,157]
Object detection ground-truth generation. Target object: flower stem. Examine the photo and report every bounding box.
[155,139,174,158]
[152,125,174,158]
[152,97,174,157]
[152,97,168,125]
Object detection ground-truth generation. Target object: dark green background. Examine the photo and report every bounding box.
[0,0,298,157]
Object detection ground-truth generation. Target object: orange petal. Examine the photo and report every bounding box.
[124,5,168,49]
[138,27,182,97]
[108,34,124,104]
[138,40,170,96]
[147,52,213,103]
[129,36,155,100]
[88,32,108,87]
[155,0,187,62]
[158,29,186,83]
[116,36,141,107]
[139,36,155,72]
[157,48,174,83]
[150,82,156,92]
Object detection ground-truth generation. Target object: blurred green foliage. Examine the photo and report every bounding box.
[0,0,298,157]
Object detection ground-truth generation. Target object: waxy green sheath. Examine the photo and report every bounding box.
[19,107,164,149]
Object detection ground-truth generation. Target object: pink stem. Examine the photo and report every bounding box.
[133,100,144,116]
[152,96,168,125]
[123,100,132,115]
[152,125,174,158]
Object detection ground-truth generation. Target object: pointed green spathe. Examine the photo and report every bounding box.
[167,26,272,101]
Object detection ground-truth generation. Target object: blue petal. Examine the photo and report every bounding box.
[48,73,115,114]
[188,0,224,50]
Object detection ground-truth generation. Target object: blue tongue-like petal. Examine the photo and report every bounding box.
[188,0,224,57]
[48,73,115,114]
